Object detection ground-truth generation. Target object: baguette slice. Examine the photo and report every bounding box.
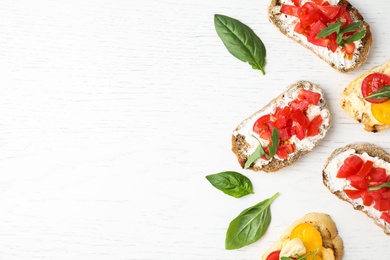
[323,143,390,234]
[232,80,330,172]
[261,213,343,260]
[267,0,372,73]
[341,60,390,132]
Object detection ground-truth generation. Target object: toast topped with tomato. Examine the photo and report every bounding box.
[262,213,343,260]
[267,0,372,73]
[323,143,390,235]
[232,81,330,172]
[341,60,390,132]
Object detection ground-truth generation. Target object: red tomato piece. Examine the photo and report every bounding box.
[363,192,374,206]
[336,155,364,178]
[298,89,321,105]
[278,128,289,141]
[308,20,329,47]
[281,4,302,17]
[307,115,323,137]
[344,189,365,200]
[292,0,301,6]
[368,167,387,183]
[337,6,353,25]
[253,114,271,134]
[318,5,341,20]
[276,146,289,160]
[300,10,321,27]
[347,174,369,190]
[356,160,374,178]
[266,250,281,260]
[290,98,310,112]
[327,32,338,52]
[374,199,390,212]
[311,0,324,5]
[381,189,390,199]
[380,212,390,224]
[343,42,355,54]
[361,73,390,104]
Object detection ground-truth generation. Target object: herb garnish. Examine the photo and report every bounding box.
[281,248,319,260]
[244,128,280,169]
[316,19,366,46]
[368,182,390,191]
[225,192,279,250]
[206,171,254,198]
[214,14,267,74]
[364,86,390,101]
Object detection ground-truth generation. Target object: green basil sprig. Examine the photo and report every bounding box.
[364,86,390,101]
[316,19,366,46]
[281,248,319,260]
[225,192,279,250]
[368,181,390,191]
[214,14,266,74]
[205,171,254,198]
[244,128,280,169]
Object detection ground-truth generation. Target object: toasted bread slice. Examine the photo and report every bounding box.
[262,213,344,260]
[341,60,390,132]
[232,81,330,172]
[323,143,390,234]
[267,0,372,73]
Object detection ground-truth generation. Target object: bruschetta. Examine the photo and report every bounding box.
[267,0,372,73]
[323,143,390,234]
[341,60,390,132]
[262,213,343,260]
[232,81,330,172]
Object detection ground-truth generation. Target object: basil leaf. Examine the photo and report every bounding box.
[214,14,266,74]
[344,30,366,44]
[244,144,265,169]
[340,21,363,34]
[364,86,390,100]
[225,192,279,250]
[265,128,280,159]
[369,181,390,191]
[205,171,254,198]
[316,19,342,39]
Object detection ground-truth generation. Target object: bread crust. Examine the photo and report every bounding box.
[341,60,390,132]
[261,213,344,260]
[323,143,390,234]
[232,81,330,172]
[267,0,372,73]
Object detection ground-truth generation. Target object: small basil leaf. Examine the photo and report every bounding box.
[214,14,266,74]
[340,21,363,34]
[344,29,366,43]
[364,86,390,100]
[205,171,254,198]
[244,144,265,169]
[316,19,342,39]
[225,192,279,250]
[265,128,280,159]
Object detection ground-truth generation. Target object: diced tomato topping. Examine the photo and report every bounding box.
[292,0,301,6]
[368,167,387,183]
[345,189,365,200]
[318,5,341,20]
[374,199,390,212]
[250,89,323,161]
[280,4,302,17]
[266,250,281,260]
[280,0,363,53]
[380,212,390,224]
[307,115,323,137]
[362,192,373,206]
[276,146,289,160]
[357,160,374,178]
[290,98,309,112]
[298,89,321,105]
[336,155,364,178]
[347,174,369,190]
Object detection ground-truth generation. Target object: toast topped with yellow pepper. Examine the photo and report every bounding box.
[341,60,390,132]
[262,213,343,260]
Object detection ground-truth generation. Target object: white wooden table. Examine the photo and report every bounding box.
[1,0,389,259]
